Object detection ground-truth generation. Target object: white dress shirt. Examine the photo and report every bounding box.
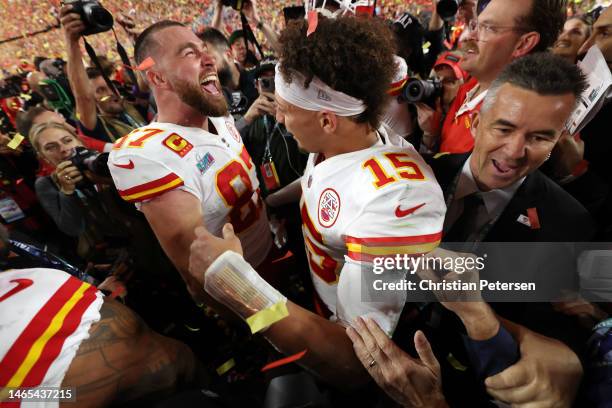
[443,156,526,238]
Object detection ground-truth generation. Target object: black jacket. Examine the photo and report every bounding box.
[428,153,596,242]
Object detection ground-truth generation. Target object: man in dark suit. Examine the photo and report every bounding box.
[416,53,593,406]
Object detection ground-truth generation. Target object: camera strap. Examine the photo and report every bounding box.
[239,12,264,63]
[82,28,140,98]
[83,38,119,97]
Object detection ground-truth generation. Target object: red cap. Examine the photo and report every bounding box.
[434,52,467,81]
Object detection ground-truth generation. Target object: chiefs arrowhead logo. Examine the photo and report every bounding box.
[318,188,341,228]
[0,278,33,302]
[113,160,135,170]
[395,203,426,218]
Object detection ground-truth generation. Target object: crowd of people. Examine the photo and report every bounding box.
[1,0,612,407]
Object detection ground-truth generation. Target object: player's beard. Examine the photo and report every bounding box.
[173,77,228,117]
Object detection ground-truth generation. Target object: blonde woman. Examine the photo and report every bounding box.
[29,121,91,238]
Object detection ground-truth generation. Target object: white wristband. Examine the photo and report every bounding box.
[205,251,288,333]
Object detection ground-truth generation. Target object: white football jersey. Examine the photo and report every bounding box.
[108,117,272,267]
[300,127,445,335]
[0,268,103,407]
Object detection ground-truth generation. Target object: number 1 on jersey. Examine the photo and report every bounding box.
[363,153,425,188]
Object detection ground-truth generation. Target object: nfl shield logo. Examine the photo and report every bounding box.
[318,188,341,228]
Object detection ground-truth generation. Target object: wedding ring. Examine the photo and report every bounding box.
[65,175,71,180]
[368,359,377,368]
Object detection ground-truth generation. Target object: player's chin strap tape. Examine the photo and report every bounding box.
[204,251,288,334]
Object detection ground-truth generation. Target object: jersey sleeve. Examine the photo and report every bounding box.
[336,173,446,335]
[108,151,196,204]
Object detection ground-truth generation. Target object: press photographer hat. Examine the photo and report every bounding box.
[434,51,467,81]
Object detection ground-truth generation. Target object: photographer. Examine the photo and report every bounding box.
[60,4,147,143]
[417,0,566,154]
[28,122,125,259]
[211,0,279,63]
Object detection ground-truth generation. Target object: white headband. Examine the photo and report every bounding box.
[274,64,366,116]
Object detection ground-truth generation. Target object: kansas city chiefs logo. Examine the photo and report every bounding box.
[318,188,341,228]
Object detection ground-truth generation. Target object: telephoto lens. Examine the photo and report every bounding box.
[437,0,459,20]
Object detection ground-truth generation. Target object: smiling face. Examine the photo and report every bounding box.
[460,0,532,83]
[552,18,591,62]
[153,26,228,116]
[470,83,576,191]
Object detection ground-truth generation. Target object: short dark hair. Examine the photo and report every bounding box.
[85,67,102,80]
[134,20,185,65]
[198,28,230,51]
[278,15,397,128]
[517,0,567,53]
[482,52,587,112]
[228,29,246,46]
[16,106,48,137]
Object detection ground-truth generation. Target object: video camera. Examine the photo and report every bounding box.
[399,78,443,106]
[64,0,114,36]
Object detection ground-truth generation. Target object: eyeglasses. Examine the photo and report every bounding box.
[467,20,529,40]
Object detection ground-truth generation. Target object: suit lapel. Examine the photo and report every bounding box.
[486,171,547,241]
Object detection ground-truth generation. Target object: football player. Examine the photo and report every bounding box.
[188,15,446,387]
[107,21,273,298]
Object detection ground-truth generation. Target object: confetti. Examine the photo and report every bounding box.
[216,358,235,375]
[261,349,307,372]
[307,10,318,37]
[7,133,25,150]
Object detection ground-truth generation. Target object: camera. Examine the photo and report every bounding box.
[222,0,249,11]
[400,78,443,105]
[437,0,463,20]
[65,0,114,36]
[69,147,111,180]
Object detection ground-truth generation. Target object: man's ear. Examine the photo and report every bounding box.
[146,69,168,89]
[318,111,338,134]
[512,31,540,58]
[470,111,481,140]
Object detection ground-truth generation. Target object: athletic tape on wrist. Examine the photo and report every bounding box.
[205,251,288,333]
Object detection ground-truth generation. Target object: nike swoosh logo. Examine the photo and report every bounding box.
[395,203,426,218]
[113,160,135,170]
[0,278,33,302]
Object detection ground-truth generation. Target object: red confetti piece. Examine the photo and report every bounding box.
[527,208,540,230]
[261,349,307,372]
[135,57,156,71]
[307,11,318,37]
